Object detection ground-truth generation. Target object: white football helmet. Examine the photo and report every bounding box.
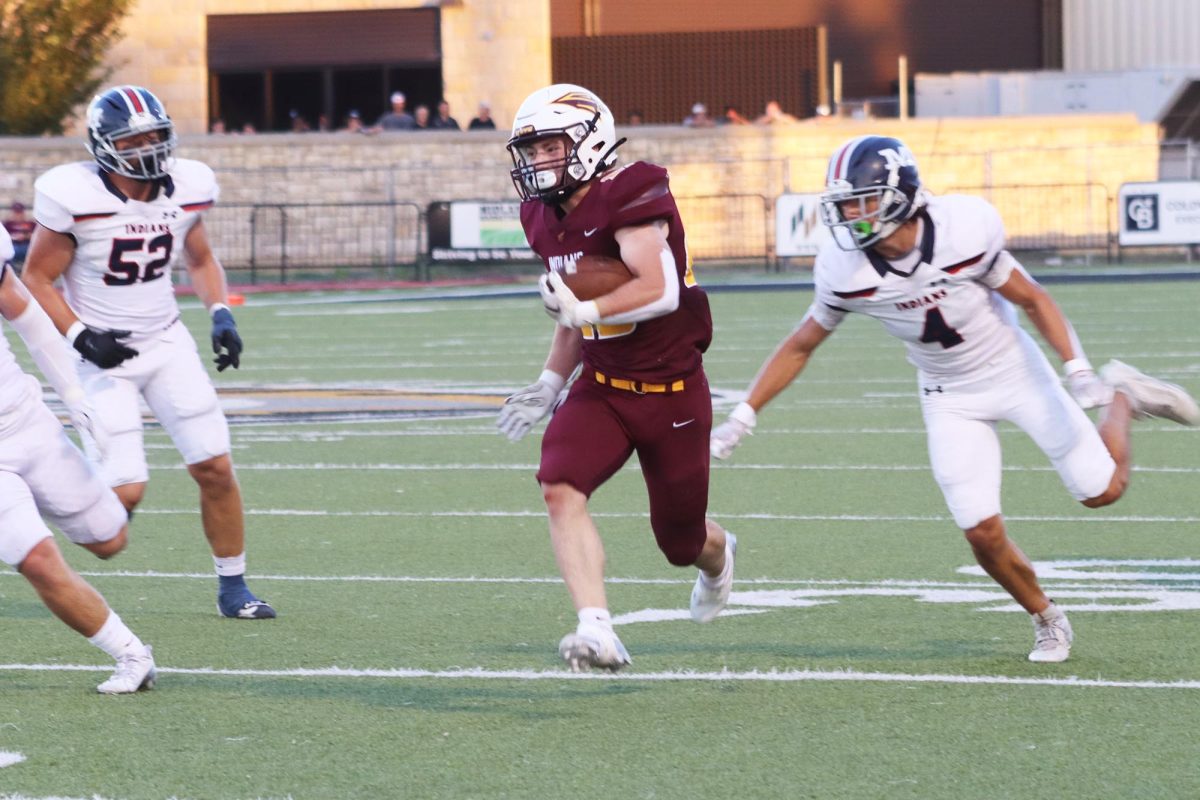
[507,84,623,204]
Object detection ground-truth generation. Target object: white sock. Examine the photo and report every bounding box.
[214,552,246,577]
[87,611,145,659]
[578,607,612,631]
[1033,602,1064,623]
[702,541,733,585]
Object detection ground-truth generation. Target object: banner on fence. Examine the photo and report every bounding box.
[774,193,832,257]
[1118,182,1200,246]
[427,201,537,261]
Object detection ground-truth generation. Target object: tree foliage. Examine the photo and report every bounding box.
[0,0,133,135]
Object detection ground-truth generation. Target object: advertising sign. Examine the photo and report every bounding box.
[775,193,833,257]
[1118,182,1200,246]
[427,201,537,261]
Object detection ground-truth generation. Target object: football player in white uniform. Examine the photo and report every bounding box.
[0,225,155,693]
[22,85,275,620]
[711,135,1199,664]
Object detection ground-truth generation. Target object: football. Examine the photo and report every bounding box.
[559,254,634,301]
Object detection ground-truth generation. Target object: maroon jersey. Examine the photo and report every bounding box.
[520,161,712,383]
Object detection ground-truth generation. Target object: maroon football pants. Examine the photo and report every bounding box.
[536,370,712,566]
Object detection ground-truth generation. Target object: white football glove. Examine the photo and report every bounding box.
[710,401,757,460]
[497,371,565,442]
[1064,357,1113,410]
[539,272,599,329]
[62,387,108,458]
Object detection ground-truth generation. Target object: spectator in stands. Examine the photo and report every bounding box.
[720,105,750,125]
[316,113,331,132]
[683,102,715,127]
[756,100,798,125]
[342,110,365,133]
[375,92,416,131]
[289,110,311,133]
[626,110,645,126]
[3,202,34,266]
[210,119,227,134]
[413,105,432,129]
[432,101,460,130]
[468,101,496,130]
[240,122,257,134]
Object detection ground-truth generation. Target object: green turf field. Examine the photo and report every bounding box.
[2,278,1199,799]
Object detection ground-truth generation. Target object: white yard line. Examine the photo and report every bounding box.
[129,507,1200,523]
[1,662,1198,690]
[0,752,26,768]
[144,461,1200,474]
[3,570,1195,591]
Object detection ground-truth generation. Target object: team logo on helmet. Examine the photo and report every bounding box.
[551,91,601,114]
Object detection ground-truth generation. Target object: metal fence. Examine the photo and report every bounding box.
[944,183,1113,254]
[204,201,424,283]
[674,194,772,264]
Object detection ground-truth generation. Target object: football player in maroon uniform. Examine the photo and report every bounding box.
[497,84,736,672]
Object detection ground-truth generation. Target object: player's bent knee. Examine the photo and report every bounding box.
[1082,476,1126,508]
[114,482,146,511]
[186,454,235,489]
[963,515,1007,552]
[659,537,705,567]
[541,481,586,515]
[17,537,66,585]
[83,526,128,559]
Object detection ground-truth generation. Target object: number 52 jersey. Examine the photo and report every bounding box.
[33,159,218,337]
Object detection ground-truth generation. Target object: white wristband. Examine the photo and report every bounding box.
[209,302,231,318]
[65,320,87,344]
[730,401,757,428]
[538,369,566,394]
[576,300,601,325]
[1063,357,1092,376]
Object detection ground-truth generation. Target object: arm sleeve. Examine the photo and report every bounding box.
[6,274,86,406]
[0,226,12,263]
[596,247,680,324]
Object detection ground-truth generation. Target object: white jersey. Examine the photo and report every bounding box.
[33,158,219,338]
[808,194,1023,384]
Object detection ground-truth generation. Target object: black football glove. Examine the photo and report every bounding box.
[211,306,242,372]
[72,326,139,369]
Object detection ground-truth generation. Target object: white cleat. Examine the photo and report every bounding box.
[1028,609,1073,664]
[690,533,737,623]
[558,624,631,673]
[97,645,157,694]
[1101,360,1200,425]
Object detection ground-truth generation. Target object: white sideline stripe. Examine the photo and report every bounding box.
[2,662,1199,690]
[132,508,1200,523]
[0,752,25,768]
[145,462,1200,474]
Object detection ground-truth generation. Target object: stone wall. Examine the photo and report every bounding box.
[0,114,1162,262]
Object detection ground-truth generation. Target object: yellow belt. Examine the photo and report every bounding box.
[594,371,684,394]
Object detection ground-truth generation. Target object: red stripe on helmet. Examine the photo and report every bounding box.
[831,141,854,181]
[122,87,145,113]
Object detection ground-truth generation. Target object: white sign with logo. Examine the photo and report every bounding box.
[1117,181,1200,246]
[775,193,833,257]
[449,201,530,249]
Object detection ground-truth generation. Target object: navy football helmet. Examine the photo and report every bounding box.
[819,135,924,251]
[85,85,176,180]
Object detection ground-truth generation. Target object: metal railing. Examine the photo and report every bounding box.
[944,183,1113,255]
[204,201,424,283]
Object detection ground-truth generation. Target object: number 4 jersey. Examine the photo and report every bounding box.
[34,159,218,336]
[808,193,1026,385]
